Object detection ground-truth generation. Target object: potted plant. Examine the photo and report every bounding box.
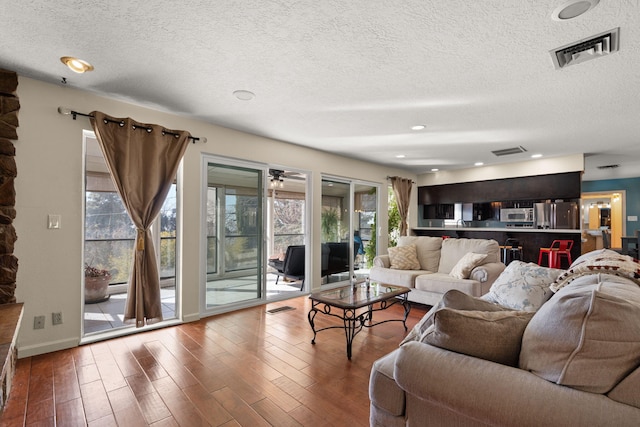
[84,263,111,303]
[321,208,340,242]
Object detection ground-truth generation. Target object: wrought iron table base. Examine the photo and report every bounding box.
[308,295,410,360]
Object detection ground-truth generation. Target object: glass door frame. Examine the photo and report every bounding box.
[320,174,380,288]
[81,129,182,343]
[201,157,264,313]
[200,155,312,316]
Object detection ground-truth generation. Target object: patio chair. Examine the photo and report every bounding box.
[268,245,305,290]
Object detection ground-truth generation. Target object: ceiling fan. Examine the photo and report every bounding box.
[268,169,306,189]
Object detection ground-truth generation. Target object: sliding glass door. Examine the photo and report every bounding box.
[321,177,378,286]
[204,162,263,309]
[202,157,310,313]
[82,132,178,337]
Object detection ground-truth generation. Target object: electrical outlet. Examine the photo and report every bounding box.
[34,315,45,329]
[52,312,63,325]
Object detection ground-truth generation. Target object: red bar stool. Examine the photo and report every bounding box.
[538,240,573,268]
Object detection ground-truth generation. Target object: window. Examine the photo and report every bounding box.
[272,191,305,254]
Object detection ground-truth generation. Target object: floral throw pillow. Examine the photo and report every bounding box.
[482,261,564,311]
[388,244,421,270]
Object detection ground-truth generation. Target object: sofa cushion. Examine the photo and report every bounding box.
[388,244,421,270]
[608,364,640,409]
[520,273,640,393]
[482,261,564,311]
[422,308,534,367]
[398,236,442,271]
[438,238,500,274]
[401,289,506,345]
[415,274,484,297]
[369,349,405,416]
[449,252,487,279]
[370,267,431,289]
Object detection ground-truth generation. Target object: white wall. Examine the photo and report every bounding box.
[418,154,584,186]
[13,76,416,357]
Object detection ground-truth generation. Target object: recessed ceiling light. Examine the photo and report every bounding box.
[60,56,94,73]
[531,154,543,158]
[396,154,406,158]
[551,0,599,21]
[411,125,426,131]
[474,162,484,166]
[431,168,439,172]
[233,90,255,101]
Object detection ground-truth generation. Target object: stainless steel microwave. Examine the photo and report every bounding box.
[500,208,534,223]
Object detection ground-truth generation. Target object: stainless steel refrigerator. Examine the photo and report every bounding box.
[534,202,579,229]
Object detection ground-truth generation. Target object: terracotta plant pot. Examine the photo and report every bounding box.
[84,275,111,304]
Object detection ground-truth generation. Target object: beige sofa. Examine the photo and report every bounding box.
[369,236,506,306]
[369,250,640,426]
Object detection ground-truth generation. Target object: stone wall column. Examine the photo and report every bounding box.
[0,69,19,304]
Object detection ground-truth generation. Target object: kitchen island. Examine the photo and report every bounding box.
[413,227,582,268]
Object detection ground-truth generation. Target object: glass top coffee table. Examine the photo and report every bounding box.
[308,283,411,359]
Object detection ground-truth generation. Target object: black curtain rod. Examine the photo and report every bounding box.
[58,108,205,143]
[386,176,416,184]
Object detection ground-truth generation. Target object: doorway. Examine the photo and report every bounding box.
[581,191,625,251]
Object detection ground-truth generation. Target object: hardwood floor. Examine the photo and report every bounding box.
[1,295,428,426]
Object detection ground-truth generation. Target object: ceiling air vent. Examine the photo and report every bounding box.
[551,28,619,69]
[492,146,527,157]
[597,164,619,170]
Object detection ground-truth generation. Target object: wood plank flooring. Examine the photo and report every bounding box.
[0,295,428,426]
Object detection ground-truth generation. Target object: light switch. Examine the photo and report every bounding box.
[48,214,61,229]
[629,215,638,222]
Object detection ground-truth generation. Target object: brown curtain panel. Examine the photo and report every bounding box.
[90,111,191,327]
[391,177,413,236]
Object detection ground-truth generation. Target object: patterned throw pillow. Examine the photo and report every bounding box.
[482,261,564,311]
[449,252,487,279]
[388,244,421,270]
[550,249,640,292]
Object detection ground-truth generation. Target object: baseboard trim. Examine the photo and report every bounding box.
[183,312,200,323]
[18,337,79,358]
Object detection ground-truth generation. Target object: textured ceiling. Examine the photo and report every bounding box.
[2,0,640,180]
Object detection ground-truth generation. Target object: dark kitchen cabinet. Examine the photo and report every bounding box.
[424,204,455,219]
[417,172,581,205]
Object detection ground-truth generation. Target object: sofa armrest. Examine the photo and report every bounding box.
[469,262,505,284]
[394,342,640,427]
[373,255,390,268]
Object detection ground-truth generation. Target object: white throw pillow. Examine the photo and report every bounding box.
[482,261,564,311]
[449,252,487,279]
[388,244,421,270]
